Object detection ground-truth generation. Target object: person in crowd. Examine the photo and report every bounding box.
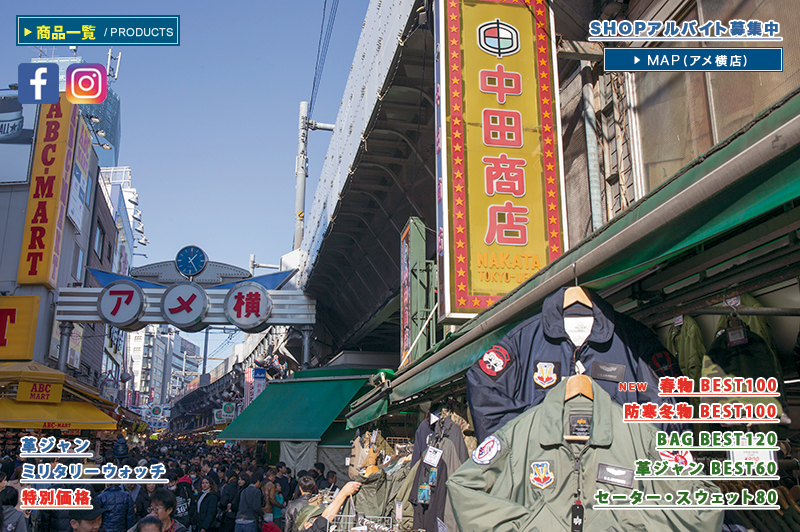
[97,482,136,532]
[113,434,129,463]
[147,488,186,532]
[294,482,362,532]
[260,470,283,525]
[284,469,296,504]
[189,466,202,492]
[7,466,26,514]
[68,494,107,532]
[192,477,219,532]
[283,477,315,532]
[135,483,157,520]
[311,464,325,492]
[201,461,220,487]
[273,464,289,503]
[171,469,194,528]
[1,486,27,532]
[234,473,265,532]
[136,515,163,532]
[271,483,284,530]
[218,472,240,532]
[324,472,337,492]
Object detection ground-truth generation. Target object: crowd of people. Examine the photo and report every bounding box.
[0,435,362,532]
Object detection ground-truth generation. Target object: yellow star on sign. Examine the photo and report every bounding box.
[452,76,460,85]
[454,184,464,192]
[457,283,466,291]
[451,51,459,59]
[452,89,461,98]
[548,203,556,211]
[550,230,559,238]
[540,71,548,78]
[457,268,466,277]
[453,130,461,139]
[450,13,457,21]
[451,63,460,71]
[543,111,551,119]
[454,157,463,165]
[457,255,466,263]
[544,125,552,133]
[551,244,560,253]
[454,170,463,179]
[538,33,546,40]
[549,216,558,224]
[545,150,553,158]
[472,298,481,306]
[455,197,464,206]
[450,38,458,46]
[539,46,546,53]
[456,240,465,248]
[537,0,544,4]
[545,137,552,145]
[449,0,457,6]
[542,97,550,105]
[547,176,555,184]
[537,9,544,16]
[541,84,549,92]
[456,225,465,234]
[454,144,462,152]
[457,297,467,306]
[540,59,547,66]
[456,211,464,219]
[452,117,462,126]
[453,103,461,112]
[547,189,555,198]
[546,163,554,171]
[451,25,459,33]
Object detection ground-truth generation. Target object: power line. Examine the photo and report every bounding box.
[309,0,341,118]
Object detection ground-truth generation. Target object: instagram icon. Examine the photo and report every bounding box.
[66,64,107,104]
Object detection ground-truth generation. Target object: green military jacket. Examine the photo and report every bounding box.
[448,379,723,532]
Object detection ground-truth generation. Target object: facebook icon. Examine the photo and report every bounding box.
[18,63,59,104]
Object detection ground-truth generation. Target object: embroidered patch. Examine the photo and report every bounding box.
[472,435,501,465]
[533,361,560,388]
[659,449,693,466]
[479,345,511,378]
[590,361,626,383]
[530,461,554,489]
[596,463,634,489]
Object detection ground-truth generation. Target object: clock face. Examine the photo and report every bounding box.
[175,246,207,277]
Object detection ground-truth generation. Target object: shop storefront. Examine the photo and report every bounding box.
[338,83,800,530]
[0,361,119,446]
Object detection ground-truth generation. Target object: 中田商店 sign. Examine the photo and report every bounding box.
[436,0,565,321]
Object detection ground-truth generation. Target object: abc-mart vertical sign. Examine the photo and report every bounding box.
[435,0,566,322]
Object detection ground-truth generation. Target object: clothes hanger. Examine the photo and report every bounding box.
[564,262,592,309]
[564,374,593,441]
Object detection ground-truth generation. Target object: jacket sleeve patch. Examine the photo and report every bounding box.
[472,435,502,465]
[478,345,512,378]
[533,361,560,388]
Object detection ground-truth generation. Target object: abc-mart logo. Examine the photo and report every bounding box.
[477,19,520,58]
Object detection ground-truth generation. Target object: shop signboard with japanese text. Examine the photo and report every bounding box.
[17,95,78,289]
[0,296,40,360]
[435,0,565,322]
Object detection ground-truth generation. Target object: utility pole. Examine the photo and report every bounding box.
[293,102,335,250]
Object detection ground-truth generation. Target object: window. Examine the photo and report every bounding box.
[93,223,105,257]
[634,0,800,193]
[72,244,85,283]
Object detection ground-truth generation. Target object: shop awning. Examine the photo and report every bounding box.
[347,87,800,426]
[220,377,368,441]
[0,399,117,430]
[0,361,65,386]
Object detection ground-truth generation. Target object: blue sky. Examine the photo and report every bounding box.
[3,0,370,366]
